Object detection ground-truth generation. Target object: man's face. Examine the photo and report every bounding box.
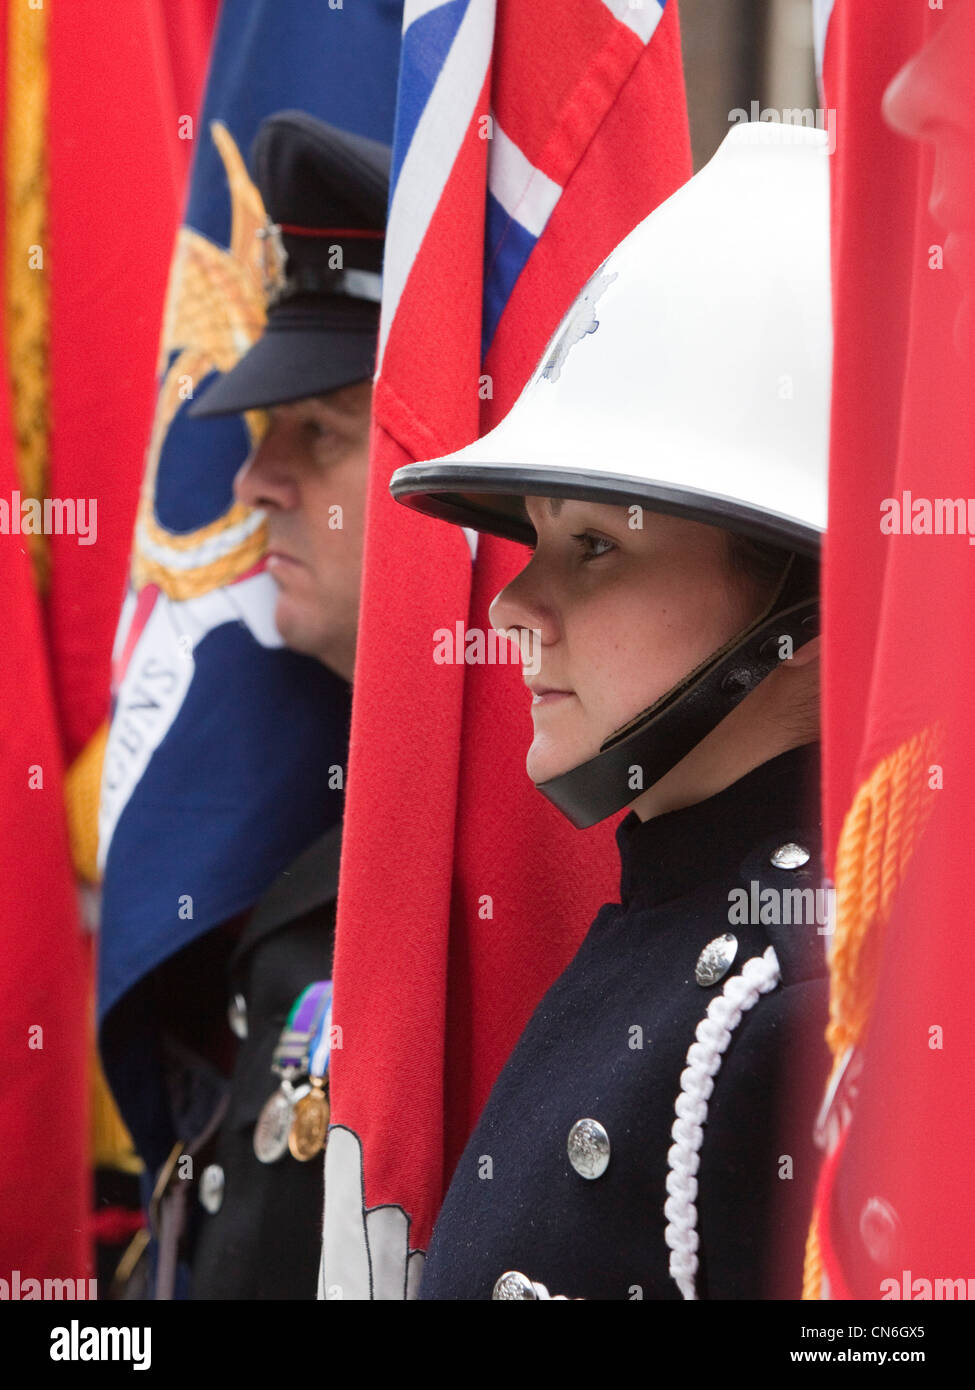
[882,1,975,349]
[233,381,372,679]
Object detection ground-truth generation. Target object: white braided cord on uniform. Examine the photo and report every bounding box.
[664,946,781,1300]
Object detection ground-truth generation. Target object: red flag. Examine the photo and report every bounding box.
[325,0,691,1294]
[0,0,215,1276]
[47,0,218,765]
[0,317,88,1279]
[811,0,975,1297]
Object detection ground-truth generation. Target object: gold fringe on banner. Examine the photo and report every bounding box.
[65,721,108,887]
[4,0,50,590]
[66,725,143,1173]
[802,724,942,1298]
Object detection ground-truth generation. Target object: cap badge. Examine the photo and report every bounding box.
[256,217,289,306]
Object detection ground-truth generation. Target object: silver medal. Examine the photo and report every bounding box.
[253,1080,308,1164]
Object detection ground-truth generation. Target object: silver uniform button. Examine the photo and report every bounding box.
[695,933,738,987]
[228,992,248,1040]
[566,1117,610,1179]
[859,1196,901,1266]
[770,842,811,870]
[199,1163,225,1215]
[493,1270,538,1300]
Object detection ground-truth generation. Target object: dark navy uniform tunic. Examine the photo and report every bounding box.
[153,826,341,1300]
[420,745,829,1300]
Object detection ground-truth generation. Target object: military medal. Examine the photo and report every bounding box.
[288,1080,330,1161]
[288,994,334,1161]
[254,1081,303,1164]
[253,981,331,1164]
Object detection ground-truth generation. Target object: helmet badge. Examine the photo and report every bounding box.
[541,270,618,383]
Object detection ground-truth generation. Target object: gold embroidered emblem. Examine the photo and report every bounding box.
[133,122,271,600]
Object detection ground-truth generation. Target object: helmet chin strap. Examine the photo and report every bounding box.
[535,555,819,829]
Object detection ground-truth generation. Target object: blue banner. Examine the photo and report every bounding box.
[98,0,403,1167]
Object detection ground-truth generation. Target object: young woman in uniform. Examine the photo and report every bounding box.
[390,122,832,1300]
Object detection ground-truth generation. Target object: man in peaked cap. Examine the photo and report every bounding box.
[144,112,389,1300]
[192,109,388,678]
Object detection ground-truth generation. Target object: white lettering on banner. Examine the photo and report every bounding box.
[97,572,284,870]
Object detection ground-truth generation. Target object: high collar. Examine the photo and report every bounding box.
[616,742,822,911]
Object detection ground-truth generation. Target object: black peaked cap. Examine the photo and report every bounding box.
[191,111,391,419]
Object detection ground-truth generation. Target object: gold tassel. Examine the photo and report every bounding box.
[802,725,941,1297]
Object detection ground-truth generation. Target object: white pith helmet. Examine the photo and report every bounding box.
[390,122,832,827]
[391,120,831,556]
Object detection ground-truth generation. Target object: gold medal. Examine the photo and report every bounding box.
[288,1079,330,1162]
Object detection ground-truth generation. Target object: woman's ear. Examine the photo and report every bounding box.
[783,633,821,668]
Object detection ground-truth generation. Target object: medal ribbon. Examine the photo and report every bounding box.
[308,993,334,1080]
[272,980,331,1076]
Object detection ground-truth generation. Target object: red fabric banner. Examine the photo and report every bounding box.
[47,0,218,764]
[816,0,975,1296]
[0,0,216,1277]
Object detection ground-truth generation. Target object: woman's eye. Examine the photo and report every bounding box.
[572,531,615,560]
